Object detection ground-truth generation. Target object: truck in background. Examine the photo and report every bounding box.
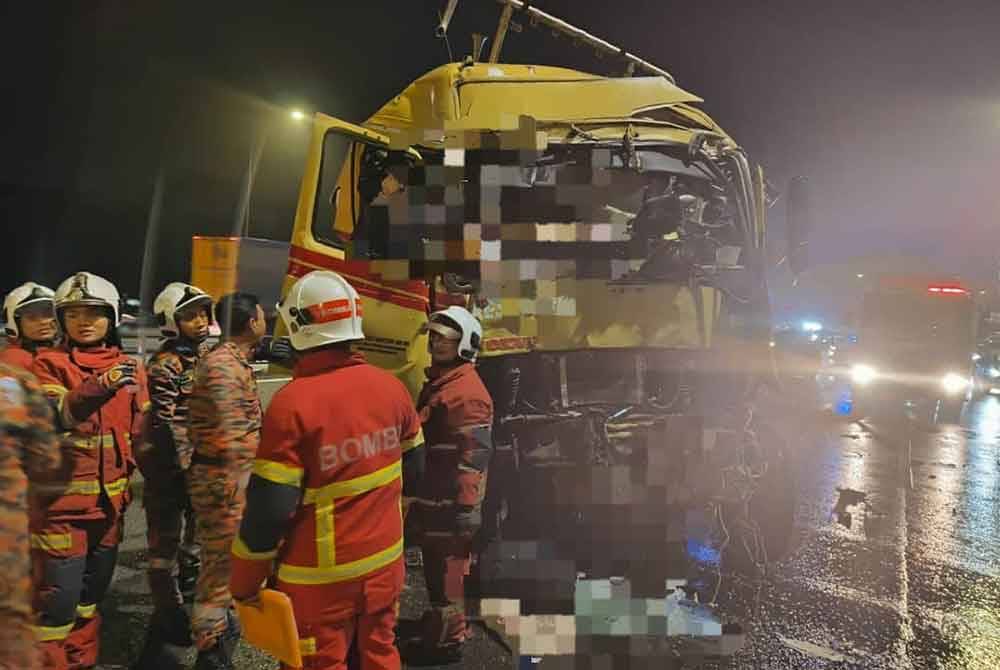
[189,236,289,310]
[849,275,977,424]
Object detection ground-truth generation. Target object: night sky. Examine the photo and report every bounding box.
[3,1,999,308]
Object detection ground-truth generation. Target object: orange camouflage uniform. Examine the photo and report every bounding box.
[138,338,207,612]
[186,341,261,650]
[0,363,60,670]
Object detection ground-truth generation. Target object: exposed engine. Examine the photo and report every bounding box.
[625,174,742,281]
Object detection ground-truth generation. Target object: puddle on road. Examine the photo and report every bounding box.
[833,488,867,529]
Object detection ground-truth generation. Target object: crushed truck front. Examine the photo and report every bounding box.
[268,60,792,641]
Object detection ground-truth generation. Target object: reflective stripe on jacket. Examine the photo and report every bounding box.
[230,349,423,594]
[31,346,147,520]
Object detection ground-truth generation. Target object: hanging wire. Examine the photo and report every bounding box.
[442,33,454,62]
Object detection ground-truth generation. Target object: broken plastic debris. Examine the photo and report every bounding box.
[779,636,847,662]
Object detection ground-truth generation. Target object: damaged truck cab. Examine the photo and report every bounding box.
[267,12,811,639]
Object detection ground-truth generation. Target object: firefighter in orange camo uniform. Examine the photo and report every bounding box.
[31,272,149,670]
[1,283,59,370]
[230,270,425,670]
[131,283,215,670]
[413,306,493,660]
[187,292,266,670]
[0,362,60,670]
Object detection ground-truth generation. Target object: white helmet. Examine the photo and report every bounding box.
[4,282,56,338]
[277,270,364,351]
[54,272,121,326]
[154,282,214,338]
[427,306,483,362]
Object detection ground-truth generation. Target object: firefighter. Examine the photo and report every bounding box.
[31,271,149,670]
[413,305,493,659]
[187,292,265,670]
[131,283,214,670]
[1,282,58,369]
[230,270,425,670]
[0,362,60,670]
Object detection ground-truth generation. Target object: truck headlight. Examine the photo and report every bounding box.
[941,373,969,395]
[851,364,878,386]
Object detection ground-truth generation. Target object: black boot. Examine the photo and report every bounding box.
[130,609,192,670]
[192,610,240,670]
[192,641,233,670]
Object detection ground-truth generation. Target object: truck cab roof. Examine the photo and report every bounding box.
[364,62,732,145]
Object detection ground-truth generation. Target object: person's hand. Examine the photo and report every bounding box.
[268,337,294,363]
[254,336,295,364]
[98,361,138,393]
[234,591,262,609]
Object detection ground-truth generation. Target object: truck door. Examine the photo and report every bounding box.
[284,113,431,400]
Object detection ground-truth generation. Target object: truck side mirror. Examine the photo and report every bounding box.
[786,176,811,276]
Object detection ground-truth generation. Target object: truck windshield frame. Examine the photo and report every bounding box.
[338,141,755,274]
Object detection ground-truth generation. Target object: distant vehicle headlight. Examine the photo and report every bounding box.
[851,364,878,386]
[941,373,970,395]
[988,367,1000,379]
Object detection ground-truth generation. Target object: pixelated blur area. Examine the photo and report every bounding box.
[339,117,744,322]
[470,417,737,662]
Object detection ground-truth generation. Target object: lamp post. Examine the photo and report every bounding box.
[233,108,309,238]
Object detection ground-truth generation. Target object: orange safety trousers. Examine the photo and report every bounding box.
[276,560,404,670]
[30,514,123,670]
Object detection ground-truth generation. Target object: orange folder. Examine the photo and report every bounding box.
[235,589,303,668]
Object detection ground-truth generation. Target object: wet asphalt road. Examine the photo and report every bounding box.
[697,393,1000,669]
[96,393,1000,669]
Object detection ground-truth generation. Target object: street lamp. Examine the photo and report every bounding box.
[856,273,865,279]
[235,106,310,237]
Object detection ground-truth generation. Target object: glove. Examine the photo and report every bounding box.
[63,361,138,426]
[254,336,295,364]
[98,361,138,392]
[268,337,294,363]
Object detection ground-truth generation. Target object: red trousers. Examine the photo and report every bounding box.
[276,561,404,670]
[419,531,473,648]
[31,514,123,670]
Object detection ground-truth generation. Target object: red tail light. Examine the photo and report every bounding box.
[927,285,969,295]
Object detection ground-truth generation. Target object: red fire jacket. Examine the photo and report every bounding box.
[230,349,423,598]
[416,362,493,508]
[0,339,36,371]
[31,345,148,522]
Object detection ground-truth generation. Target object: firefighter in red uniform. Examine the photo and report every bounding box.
[31,272,149,670]
[1,282,59,369]
[413,306,493,660]
[230,270,425,670]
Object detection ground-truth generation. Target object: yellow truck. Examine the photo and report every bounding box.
[198,1,810,638]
